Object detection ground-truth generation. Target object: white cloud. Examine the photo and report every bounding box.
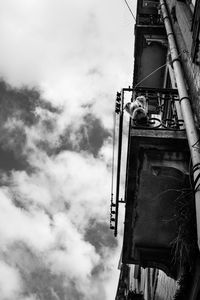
[46,228,100,297]
[0,131,120,298]
[0,189,54,251]
[0,0,135,129]
[12,148,111,228]
[5,145,119,297]
[0,260,22,299]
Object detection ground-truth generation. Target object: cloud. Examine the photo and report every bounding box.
[0,260,22,299]
[46,217,100,281]
[57,112,110,157]
[0,0,137,297]
[0,188,54,251]
[13,150,111,227]
[85,220,118,254]
[0,0,134,130]
[0,80,122,299]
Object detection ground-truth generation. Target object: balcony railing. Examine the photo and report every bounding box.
[138,13,163,26]
[132,87,185,130]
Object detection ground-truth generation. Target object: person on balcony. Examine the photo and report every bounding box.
[124,95,148,125]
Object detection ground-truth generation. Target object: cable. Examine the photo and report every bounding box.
[133,50,186,90]
[122,0,136,22]
[133,62,168,89]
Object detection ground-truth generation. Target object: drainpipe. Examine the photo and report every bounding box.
[160,0,200,250]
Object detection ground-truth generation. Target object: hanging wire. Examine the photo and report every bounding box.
[133,50,187,90]
[133,62,168,89]
[122,0,136,22]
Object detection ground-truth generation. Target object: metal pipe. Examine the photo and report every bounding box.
[160,0,200,249]
[115,89,124,237]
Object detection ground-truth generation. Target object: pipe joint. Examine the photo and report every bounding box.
[170,57,181,65]
[163,15,169,21]
[167,32,174,37]
[160,2,165,8]
[179,96,190,103]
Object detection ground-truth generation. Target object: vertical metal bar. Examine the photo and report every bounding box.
[160,0,200,250]
[146,268,152,300]
[114,89,124,237]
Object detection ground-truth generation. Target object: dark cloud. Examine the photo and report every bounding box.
[0,79,60,170]
[0,80,110,161]
[0,145,27,172]
[0,81,37,126]
[80,113,110,156]
[3,243,84,300]
[0,79,116,300]
[0,79,111,161]
[0,79,60,125]
[59,113,110,157]
[23,268,67,300]
[84,220,118,254]
[0,125,28,172]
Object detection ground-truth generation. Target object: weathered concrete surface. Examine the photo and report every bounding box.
[166,0,200,126]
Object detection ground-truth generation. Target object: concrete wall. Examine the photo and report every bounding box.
[166,0,200,125]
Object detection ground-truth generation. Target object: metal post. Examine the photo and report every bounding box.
[160,0,200,249]
[115,89,124,237]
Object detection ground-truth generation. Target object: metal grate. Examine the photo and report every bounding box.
[132,87,184,130]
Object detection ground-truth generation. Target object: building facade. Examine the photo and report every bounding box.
[112,0,200,299]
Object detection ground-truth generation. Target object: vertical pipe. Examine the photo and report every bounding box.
[114,89,124,237]
[160,0,200,249]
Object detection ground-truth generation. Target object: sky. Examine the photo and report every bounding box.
[0,1,136,299]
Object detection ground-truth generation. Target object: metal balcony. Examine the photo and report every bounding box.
[132,87,184,131]
[110,87,186,239]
